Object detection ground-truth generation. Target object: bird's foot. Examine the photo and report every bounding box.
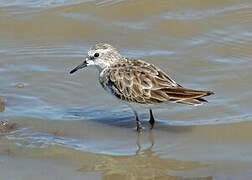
[149,122,155,130]
[149,118,155,130]
[136,121,143,133]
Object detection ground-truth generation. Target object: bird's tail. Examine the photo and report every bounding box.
[164,88,214,106]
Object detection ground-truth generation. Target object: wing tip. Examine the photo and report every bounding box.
[176,90,214,106]
[206,91,215,96]
[203,91,214,98]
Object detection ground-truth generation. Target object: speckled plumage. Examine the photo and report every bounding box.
[70,43,214,131]
[100,57,213,105]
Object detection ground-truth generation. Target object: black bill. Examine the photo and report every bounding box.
[70,60,88,74]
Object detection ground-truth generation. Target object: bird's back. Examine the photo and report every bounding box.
[99,57,213,105]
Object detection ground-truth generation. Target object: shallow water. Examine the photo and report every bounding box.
[0,0,252,179]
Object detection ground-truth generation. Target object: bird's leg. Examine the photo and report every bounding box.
[149,109,155,129]
[128,105,142,132]
[134,110,143,132]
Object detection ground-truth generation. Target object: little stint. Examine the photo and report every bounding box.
[70,43,214,132]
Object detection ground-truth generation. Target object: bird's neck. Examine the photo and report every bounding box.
[96,64,112,75]
[95,65,106,74]
[95,60,118,73]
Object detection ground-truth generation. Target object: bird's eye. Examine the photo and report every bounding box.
[94,53,99,58]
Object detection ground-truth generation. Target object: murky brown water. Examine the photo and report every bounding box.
[0,0,252,179]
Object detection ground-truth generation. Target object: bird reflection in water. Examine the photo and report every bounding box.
[78,131,212,180]
[136,130,155,156]
[0,96,5,112]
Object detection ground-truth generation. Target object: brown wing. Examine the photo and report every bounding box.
[101,58,214,105]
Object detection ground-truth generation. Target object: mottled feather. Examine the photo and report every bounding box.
[100,57,214,105]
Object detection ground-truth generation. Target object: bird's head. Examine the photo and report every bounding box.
[70,43,121,74]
